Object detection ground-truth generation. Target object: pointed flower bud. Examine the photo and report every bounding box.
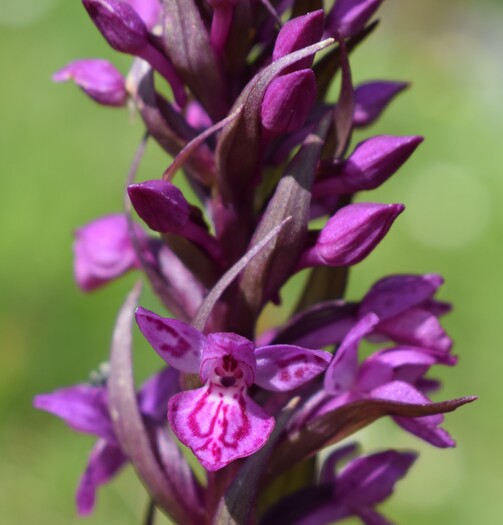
[128,180,190,233]
[73,214,148,291]
[326,0,384,38]
[82,0,186,106]
[313,135,424,196]
[83,0,148,54]
[353,80,409,127]
[261,69,316,134]
[53,59,127,106]
[273,10,325,71]
[299,202,404,268]
[128,180,222,261]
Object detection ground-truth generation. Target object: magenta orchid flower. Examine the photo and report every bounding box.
[135,307,331,470]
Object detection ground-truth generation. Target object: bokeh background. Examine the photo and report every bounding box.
[1,0,502,523]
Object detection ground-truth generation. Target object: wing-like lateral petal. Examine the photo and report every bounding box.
[254,345,331,391]
[33,386,116,443]
[135,307,204,373]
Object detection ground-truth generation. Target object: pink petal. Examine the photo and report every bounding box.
[168,385,274,471]
[254,345,331,391]
[135,307,203,373]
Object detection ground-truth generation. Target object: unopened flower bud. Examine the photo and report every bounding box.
[261,69,316,134]
[354,80,409,127]
[73,214,148,291]
[53,59,127,106]
[299,202,404,268]
[326,0,384,38]
[83,0,187,106]
[314,135,423,195]
[128,180,190,233]
[273,10,325,71]
[83,0,148,54]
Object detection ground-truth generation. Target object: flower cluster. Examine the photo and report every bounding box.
[36,0,475,523]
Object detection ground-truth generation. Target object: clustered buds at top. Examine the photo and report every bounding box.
[39,1,475,522]
[53,59,127,106]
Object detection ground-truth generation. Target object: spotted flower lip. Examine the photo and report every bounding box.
[135,307,331,470]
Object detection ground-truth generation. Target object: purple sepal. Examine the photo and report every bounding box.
[376,307,452,353]
[353,80,409,127]
[334,448,416,509]
[53,59,127,106]
[135,307,204,373]
[300,203,404,268]
[314,135,423,196]
[263,446,415,525]
[33,385,116,443]
[360,273,444,321]
[326,0,384,38]
[76,440,126,515]
[261,69,317,134]
[371,381,456,447]
[128,180,190,233]
[73,214,148,292]
[83,0,148,54]
[273,10,325,71]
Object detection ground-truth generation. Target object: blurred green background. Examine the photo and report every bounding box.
[1,0,501,523]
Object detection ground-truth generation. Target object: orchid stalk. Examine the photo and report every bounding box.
[35,0,476,523]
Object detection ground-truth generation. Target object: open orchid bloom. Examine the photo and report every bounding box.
[136,307,331,470]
